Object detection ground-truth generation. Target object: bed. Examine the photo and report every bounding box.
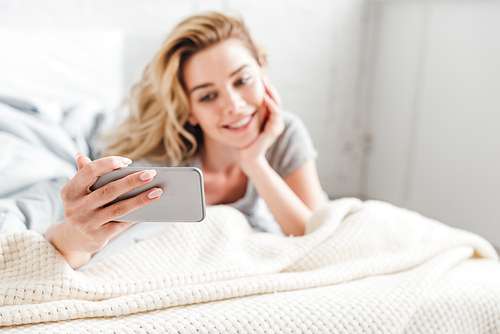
[0,30,499,333]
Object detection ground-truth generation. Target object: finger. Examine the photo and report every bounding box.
[76,153,92,171]
[262,95,285,137]
[88,169,158,208]
[262,72,282,107]
[61,154,102,202]
[69,156,133,195]
[264,93,281,116]
[96,187,163,223]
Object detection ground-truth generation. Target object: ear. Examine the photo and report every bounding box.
[188,114,198,126]
[258,57,267,72]
[258,56,266,68]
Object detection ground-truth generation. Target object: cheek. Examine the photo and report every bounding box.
[188,105,207,126]
[247,80,266,106]
[190,104,221,131]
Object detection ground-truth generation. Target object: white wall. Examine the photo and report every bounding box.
[0,0,368,199]
[362,0,500,246]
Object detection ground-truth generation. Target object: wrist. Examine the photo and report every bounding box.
[240,155,269,177]
[45,220,93,269]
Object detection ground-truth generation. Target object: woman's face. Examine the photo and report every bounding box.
[183,38,266,150]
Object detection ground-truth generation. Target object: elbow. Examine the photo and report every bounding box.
[289,229,305,237]
[283,216,309,237]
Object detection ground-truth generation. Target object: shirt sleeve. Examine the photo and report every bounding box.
[266,111,318,179]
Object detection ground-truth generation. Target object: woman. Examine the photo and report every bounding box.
[45,12,326,269]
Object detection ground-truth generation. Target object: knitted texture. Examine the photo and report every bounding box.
[1,198,499,333]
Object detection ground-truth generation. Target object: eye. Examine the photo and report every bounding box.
[235,76,251,86]
[200,92,216,102]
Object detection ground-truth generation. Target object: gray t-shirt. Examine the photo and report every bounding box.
[78,111,317,270]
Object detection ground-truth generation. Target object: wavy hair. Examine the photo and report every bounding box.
[102,12,265,165]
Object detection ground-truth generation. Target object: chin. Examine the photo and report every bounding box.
[238,131,260,150]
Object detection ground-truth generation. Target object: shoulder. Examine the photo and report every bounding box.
[266,111,317,179]
[276,110,312,143]
[281,110,305,129]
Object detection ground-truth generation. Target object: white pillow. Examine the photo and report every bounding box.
[0,29,125,115]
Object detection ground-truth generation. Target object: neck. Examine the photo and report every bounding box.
[200,139,240,173]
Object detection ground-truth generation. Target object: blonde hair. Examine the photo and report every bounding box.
[102,12,265,165]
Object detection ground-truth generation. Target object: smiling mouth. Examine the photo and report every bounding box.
[224,112,256,130]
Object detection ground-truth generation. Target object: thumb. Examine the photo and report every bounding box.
[76,153,92,171]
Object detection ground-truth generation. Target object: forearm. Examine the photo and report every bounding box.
[244,157,312,236]
[45,220,93,269]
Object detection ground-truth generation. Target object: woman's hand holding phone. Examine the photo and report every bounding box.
[44,154,163,269]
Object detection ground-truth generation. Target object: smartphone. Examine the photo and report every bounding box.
[90,167,206,223]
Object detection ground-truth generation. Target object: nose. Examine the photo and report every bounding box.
[223,88,246,115]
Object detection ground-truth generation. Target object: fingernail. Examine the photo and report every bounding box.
[122,158,132,165]
[76,152,83,159]
[140,169,156,181]
[147,188,163,199]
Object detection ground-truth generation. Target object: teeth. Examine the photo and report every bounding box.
[228,115,252,129]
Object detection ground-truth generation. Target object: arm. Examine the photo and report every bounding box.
[238,72,326,236]
[284,159,326,212]
[242,158,325,236]
[45,154,163,269]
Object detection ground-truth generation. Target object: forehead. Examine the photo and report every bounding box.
[183,38,258,88]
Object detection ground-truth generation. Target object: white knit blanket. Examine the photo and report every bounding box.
[1,198,499,333]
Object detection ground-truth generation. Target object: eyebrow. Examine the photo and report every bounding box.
[189,64,249,94]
